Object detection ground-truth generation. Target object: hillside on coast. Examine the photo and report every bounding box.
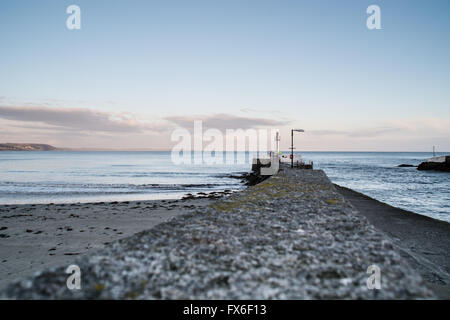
[0,143,58,151]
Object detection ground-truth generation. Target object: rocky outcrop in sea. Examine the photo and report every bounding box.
[417,156,450,172]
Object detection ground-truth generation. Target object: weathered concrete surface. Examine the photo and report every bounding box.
[335,185,450,299]
[1,169,434,299]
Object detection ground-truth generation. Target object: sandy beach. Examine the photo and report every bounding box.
[0,191,233,290]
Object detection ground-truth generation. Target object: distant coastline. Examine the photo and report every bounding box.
[0,143,168,152]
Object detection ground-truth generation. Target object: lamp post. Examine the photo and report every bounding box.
[291,129,305,168]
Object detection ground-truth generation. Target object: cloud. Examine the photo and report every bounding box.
[386,118,450,135]
[308,118,450,141]
[308,130,349,136]
[0,106,288,136]
[1,103,448,151]
[346,127,403,138]
[240,107,283,115]
[0,105,164,133]
[165,113,289,130]
[310,127,404,138]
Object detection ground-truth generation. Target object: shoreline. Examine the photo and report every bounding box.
[335,184,450,299]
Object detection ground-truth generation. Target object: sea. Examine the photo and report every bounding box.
[0,151,448,222]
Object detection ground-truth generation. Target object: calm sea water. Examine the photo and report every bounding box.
[0,151,448,222]
[302,152,450,222]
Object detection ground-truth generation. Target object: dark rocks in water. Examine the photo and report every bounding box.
[241,171,270,186]
[417,156,450,172]
[226,173,247,179]
[417,161,450,172]
[225,171,270,186]
[397,164,416,167]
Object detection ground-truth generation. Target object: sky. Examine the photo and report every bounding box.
[0,0,449,151]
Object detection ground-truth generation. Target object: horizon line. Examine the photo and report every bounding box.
[5,149,449,153]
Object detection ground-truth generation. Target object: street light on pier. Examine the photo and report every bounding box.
[290,129,305,168]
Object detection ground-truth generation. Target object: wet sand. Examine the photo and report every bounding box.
[335,185,450,299]
[0,192,231,290]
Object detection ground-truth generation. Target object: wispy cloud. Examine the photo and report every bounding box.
[1,104,448,151]
[386,118,450,135]
[240,107,283,115]
[310,126,408,138]
[308,119,450,141]
[0,105,164,133]
[308,130,349,136]
[165,113,289,130]
[0,106,290,134]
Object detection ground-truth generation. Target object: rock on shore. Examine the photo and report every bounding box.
[1,169,434,299]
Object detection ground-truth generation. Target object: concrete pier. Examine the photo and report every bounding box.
[2,168,434,299]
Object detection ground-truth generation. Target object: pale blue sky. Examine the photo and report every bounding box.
[0,0,449,150]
